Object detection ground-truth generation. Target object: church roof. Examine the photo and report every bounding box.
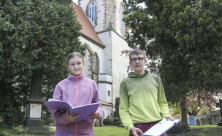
[71,2,103,45]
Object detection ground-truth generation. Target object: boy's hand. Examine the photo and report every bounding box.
[165,116,174,120]
[88,111,99,119]
[130,127,143,136]
[66,108,80,122]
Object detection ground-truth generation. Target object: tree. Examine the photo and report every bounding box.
[0,0,85,126]
[114,97,120,118]
[123,0,222,124]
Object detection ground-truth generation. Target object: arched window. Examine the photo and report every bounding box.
[120,5,124,31]
[89,1,97,26]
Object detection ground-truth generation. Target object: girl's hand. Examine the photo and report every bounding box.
[88,111,99,119]
[66,108,80,122]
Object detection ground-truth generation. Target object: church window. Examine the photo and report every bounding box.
[120,5,124,31]
[108,91,110,96]
[89,1,97,26]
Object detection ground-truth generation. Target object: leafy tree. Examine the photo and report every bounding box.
[114,97,120,118]
[186,91,216,116]
[0,0,85,126]
[123,0,222,124]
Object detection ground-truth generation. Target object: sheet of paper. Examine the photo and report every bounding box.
[142,119,180,136]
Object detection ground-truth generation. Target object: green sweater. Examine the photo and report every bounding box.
[119,71,170,131]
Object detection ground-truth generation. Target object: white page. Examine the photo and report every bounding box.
[47,98,74,108]
[143,119,180,136]
[48,98,62,101]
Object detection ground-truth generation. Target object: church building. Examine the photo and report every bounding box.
[71,0,131,121]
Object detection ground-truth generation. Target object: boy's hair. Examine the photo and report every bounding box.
[129,48,145,60]
[67,52,84,64]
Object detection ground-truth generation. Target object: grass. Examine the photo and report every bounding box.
[190,125,219,128]
[185,125,222,136]
[4,125,222,136]
[6,126,128,136]
[94,126,129,136]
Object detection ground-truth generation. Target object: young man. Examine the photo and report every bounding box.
[119,48,173,136]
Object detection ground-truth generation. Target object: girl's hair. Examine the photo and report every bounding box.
[67,52,84,64]
[129,48,145,60]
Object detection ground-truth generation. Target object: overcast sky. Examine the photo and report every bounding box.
[73,0,78,4]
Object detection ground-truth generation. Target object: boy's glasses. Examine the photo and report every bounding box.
[130,57,144,63]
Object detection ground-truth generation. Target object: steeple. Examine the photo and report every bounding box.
[78,0,125,36]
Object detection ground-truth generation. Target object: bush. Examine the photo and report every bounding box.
[113,117,121,126]
[94,120,100,127]
[0,125,27,136]
[103,117,112,125]
[167,123,190,134]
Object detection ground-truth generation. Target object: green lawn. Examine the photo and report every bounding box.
[94,126,129,136]
[190,125,218,128]
[4,125,222,136]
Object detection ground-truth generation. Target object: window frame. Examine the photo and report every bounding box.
[89,1,97,26]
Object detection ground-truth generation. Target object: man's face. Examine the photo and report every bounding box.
[129,54,146,74]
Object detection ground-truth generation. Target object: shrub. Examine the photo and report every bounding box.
[94,120,100,127]
[0,125,27,136]
[103,117,112,125]
[113,117,121,126]
[167,123,190,134]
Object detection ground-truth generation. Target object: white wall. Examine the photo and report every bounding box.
[98,74,112,103]
[114,0,125,37]
[98,30,131,106]
[111,31,131,106]
[97,31,113,75]
[101,104,112,124]
[83,49,91,78]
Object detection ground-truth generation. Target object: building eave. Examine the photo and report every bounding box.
[81,34,105,49]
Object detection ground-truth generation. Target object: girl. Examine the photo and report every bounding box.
[51,52,103,136]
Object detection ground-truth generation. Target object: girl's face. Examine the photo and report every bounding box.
[67,56,85,76]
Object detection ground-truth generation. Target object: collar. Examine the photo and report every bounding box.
[68,73,84,81]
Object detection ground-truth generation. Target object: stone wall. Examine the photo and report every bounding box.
[104,0,117,31]
[97,30,131,107]
[114,0,125,36]
[111,30,131,107]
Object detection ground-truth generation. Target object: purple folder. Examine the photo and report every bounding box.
[43,100,99,121]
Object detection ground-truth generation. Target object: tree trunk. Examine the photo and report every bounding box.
[181,96,188,124]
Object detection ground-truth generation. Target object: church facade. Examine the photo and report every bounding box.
[71,0,131,121]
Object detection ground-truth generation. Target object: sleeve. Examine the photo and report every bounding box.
[51,84,72,125]
[92,81,103,120]
[119,81,134,132]
[157,76,171,118]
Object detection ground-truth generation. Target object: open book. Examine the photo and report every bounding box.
[142,119,180,136]
[43,99,99,121]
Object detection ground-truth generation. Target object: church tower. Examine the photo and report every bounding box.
[78,0,125,36]
[77,0,130,116]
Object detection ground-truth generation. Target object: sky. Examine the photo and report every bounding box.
[73,0,78,4]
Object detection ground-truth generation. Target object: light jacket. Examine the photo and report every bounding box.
[52,73,103,136]
[119,70,171,131]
